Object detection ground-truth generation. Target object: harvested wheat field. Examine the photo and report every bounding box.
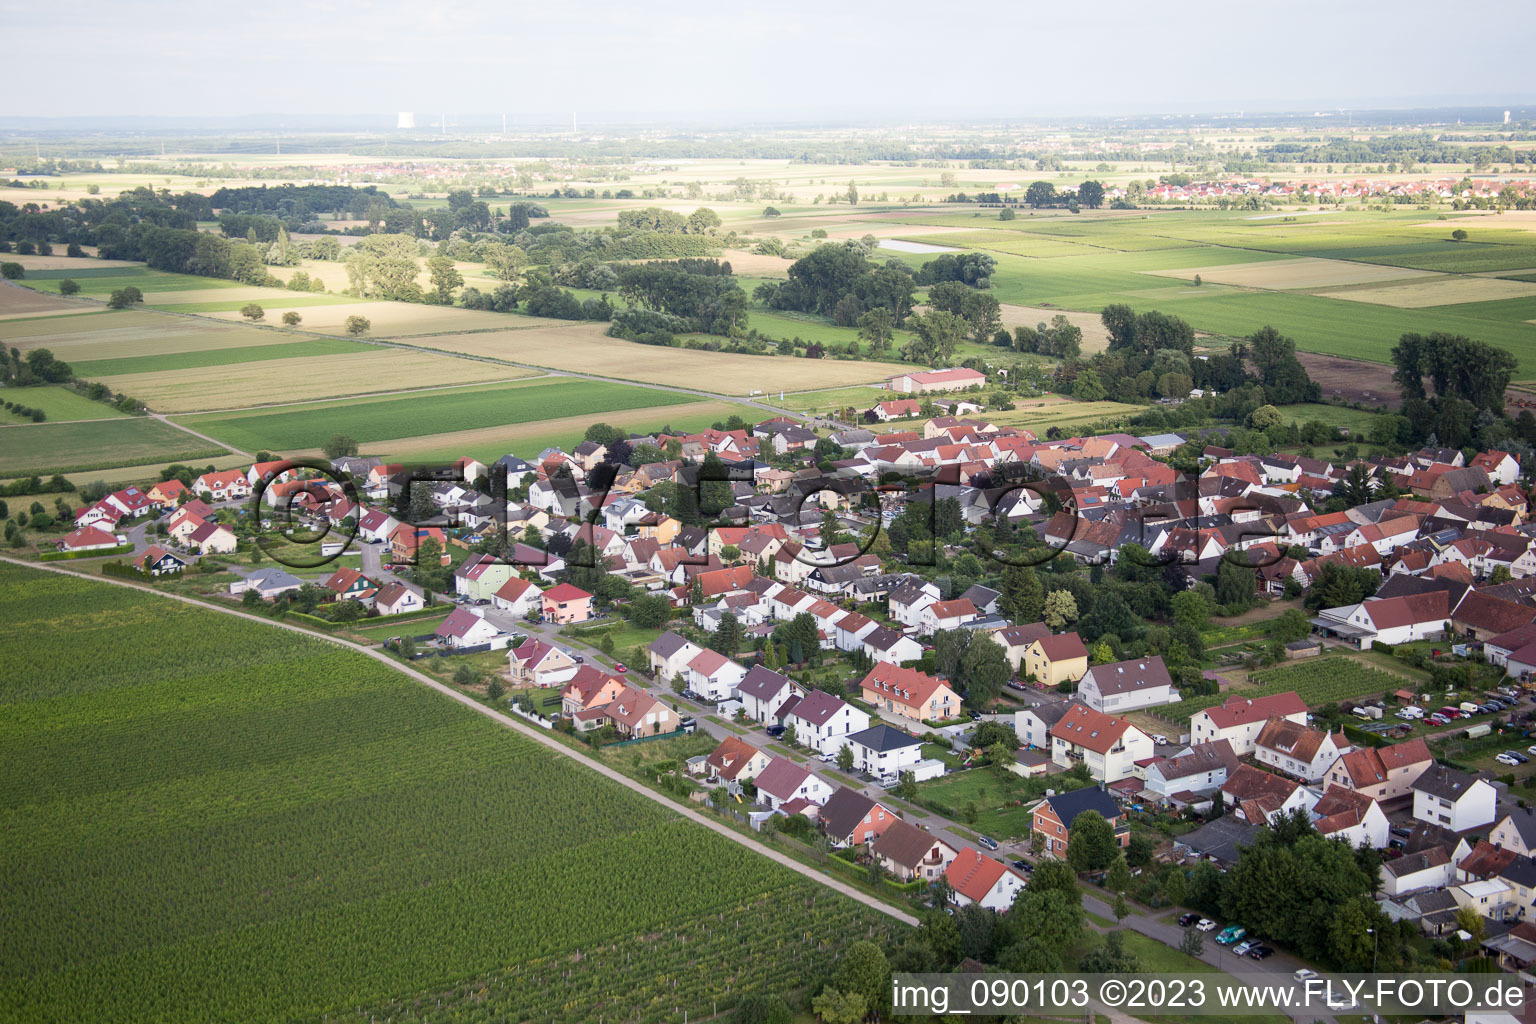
[407,322,912,394]
[1143,257,1432,290]
[3,309,294,359]
[714,249,795,276]
[284,400,737,463]
[0,254,142,272]
[206,300,524,336]
[94,349,531,412]
[998,304,1112,353]
[0,283,100,319]
[1329,276,1536,308]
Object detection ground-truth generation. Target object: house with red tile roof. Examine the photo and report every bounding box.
[540,582,593,623]
[506,638,578,688]
[1322,737,1434,801]
[434,608,501,648]
[685,648,748,702]
[944,847,1026,911]
[704,736,771,786]
[560,665,625,716]
[1021,633,1090,687]
[1049,703,1152,782]
[1311,786,1390,849]
[56,526,121,552]
[1255,717,1351,784]
[374,582,424,616]
[918,597,977,636]
[858,663,961,724]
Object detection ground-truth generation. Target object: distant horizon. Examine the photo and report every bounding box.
[2,100,1534,137]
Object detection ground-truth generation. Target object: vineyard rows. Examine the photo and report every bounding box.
[0,564,893,1023]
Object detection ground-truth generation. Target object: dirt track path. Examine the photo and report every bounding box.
[1,555,918,928]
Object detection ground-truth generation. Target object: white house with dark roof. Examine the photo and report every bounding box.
[1492,808,1536,857]
[755,757,834,811]
[647,631,704,683]
[737,666,801,725]
[1141,740,1238,804]
[1380,847,1454,897]
[1077,656,1179,713]
[861,625,923,667]
[844,723,924,778]
[783,690,870,756]
[1413,766,1497,833]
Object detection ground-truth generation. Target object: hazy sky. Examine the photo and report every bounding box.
[7,0,1533,120]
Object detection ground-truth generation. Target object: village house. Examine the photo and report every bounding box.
[1189,692,1309,756]
[685,648,748,702]
[782,690,870,757]
[540,582,594,624]
[559,665,625,716]
[133,544,187,576]
[870,817,957,882]
[227,567,303,600]
[818,787,899,847]
[1222,763,1312,825]
[1015,701,1072,750]
[1049,703,1152,783]
[1140,740,1239,806]
[704,736,771,790]
[56,526,121,553]
[1076,656,1179,713]
[997,622,1052,672]
[1413,766,1497,833]
[489,576,540,616]
[1254,717,1351,784]
[1032,786,1127,859]
[754,757,834,812]
[373,582,424,616]
[1311,786,1391,849]
[858,663,961,723]
[506,638,578,688]
[843,723,924,778]
[1380,847,1454,897]
[1491,809,1536,857]
[945,848,1027,911]
[454,553,518,601]
[434,608,502,648]
[647,632,705,684]
[1321,737,1433,801]
[580,685,677,739]
[737,665,801,725]
[1020,633,1090,687]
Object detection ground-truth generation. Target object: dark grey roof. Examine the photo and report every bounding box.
[1043,786,1120,829]
[1411,765,1484,801]
[738,665,792,701]
[1499,856,1536,890]
[647,631,694,658]
[1177,815,1260,865]
[847,723,922,754]
[1500,808,1536,848]
[818,786,877,840]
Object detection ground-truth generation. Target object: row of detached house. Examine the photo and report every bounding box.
[694,730,1027,911]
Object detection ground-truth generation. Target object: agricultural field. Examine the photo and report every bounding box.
[344,401,734,463]
[762,384,895,416]
[986,397,1148,434]
[405,322,913,394]
[2,308,304,361]
[1156,655,1406,724]
[0,384,127,422]
[206,299,522,336]
[94,349,530,413]
[0,563,896,1024]
[0,282,101,320]
[68,337,372,377]
[173,377,703,454]
[0,418,228,477]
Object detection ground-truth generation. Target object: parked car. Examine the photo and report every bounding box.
[1427,713,1450,726]
[615,663,627,673]
[1526,744,1536,756]
[1196,919,1217,932]
[1216,925,1246,945]
[1248,945,1274,961]
[1497,753,1521,767]
[1013,859,1032,872]
[1509,751,1531,764]
[1293,968,1317,984]
[1231,941,1254,956]
[1179,913,1200,927]
[766,725,785,737]
[1152,734,1169,745]
[1391,826,1413,838]
[978,835,999,851]
[679,717,696,734]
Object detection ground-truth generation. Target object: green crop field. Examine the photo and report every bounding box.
[0,563,896,1024]
[24,268,244,296]
[147,294,363,313]
[0,419,227,477]
[0,384,127,422]
[175,378,704,453]
[69,338,372,377]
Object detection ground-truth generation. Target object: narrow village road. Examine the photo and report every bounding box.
[2,554,919,929]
